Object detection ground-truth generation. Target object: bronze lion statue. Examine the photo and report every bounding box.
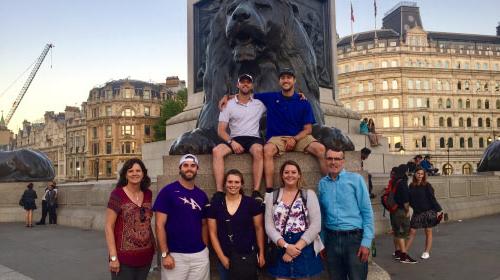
[170,0,353,154]
[0,149,55,182]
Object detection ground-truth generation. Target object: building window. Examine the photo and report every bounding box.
[465,81,470,91]
[483,63,489,70]
[467,118,472,127]
[447,117,453,127]
[423,80,430,90]
[422,136,427,148]
[391,80,398,90]
[466,99,471,109]
[459,118,464,127]
[106,161,112,177]
[144,90,151,99]
[106,106,112,116]
[497,100,500,109]
[124,88,133,98]
[393,136,401,149]
[486,118,491,127]
[381,61,388,68]
[357,101,365,111]
[358,83,364,93]
[436,80,442,91]
[462,163,472,175]
[443,164,453,175]
[121,142,136,154]
[357,63,364,71]
[382,99,389,109]
[460,137,465,148]
[438,99,443,109]
[391,60,398,67]
[439,138,445,148]
[485,100,490,109]
[93,142,99,155]
[392,116,400,127]
[447,137,454,148]
[444,81,450,91]
[408,97,414,108]
[367,100,375,110]
[144,125,151,136]
[144,106,151,116]
[439,117,445,127]
[497,118,500,128]
[121,125,135,136]
[479,137,484,148]
[415,80,421,90]
[121,108,136,117]
[457,81,462,90]
[468,137,473,148]
[392,98,400,109]
[478,118,483,127]
[382,80,388,90]
[106,142,112,154]
[413,117,419,127]
[92,127,98,139]
[106,125,112,138]
[407,80,414,89]
[367,81,374,91]
[458,99,463,109]
[422,116,427,126]
[487,136,493,145]
[446,99,452,109]
[383,117,390,128]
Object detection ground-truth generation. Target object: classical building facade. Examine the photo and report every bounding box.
[337,2,500,175]
[65,106,87,182]
[83,79,168,180]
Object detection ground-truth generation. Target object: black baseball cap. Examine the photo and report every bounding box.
[279,68,295,78]
[238,74,253,82]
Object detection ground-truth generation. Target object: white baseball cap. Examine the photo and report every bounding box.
[179,154,199,166]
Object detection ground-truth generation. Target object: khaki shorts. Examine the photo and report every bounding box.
[267,135,317,156]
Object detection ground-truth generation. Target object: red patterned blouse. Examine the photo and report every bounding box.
[107,187,155,267]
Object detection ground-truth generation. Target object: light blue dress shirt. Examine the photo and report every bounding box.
[317,169,374,248]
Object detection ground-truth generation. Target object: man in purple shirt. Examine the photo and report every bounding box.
[153,154,210,280]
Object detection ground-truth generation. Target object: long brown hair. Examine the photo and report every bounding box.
[411,167,428,186]
[223,169,245,194]
[279,160,304,188]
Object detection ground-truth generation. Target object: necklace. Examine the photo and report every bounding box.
[125,186,141,204]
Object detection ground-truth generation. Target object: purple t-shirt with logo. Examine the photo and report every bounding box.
[153,181,209,254]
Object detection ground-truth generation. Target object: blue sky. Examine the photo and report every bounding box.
[1,0,499,131]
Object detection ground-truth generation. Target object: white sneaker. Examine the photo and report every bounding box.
[421,252,430,259]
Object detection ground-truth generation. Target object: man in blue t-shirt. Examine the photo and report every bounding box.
[153,154,210,280]
[256,68,326,190]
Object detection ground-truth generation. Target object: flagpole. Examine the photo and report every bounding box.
[374,0,378,42]
[350,1,354,48]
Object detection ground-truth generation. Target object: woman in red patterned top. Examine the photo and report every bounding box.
[105,158,155,280]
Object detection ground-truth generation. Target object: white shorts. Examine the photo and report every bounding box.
[161,247,210,280]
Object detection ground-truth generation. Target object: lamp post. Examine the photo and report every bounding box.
[76,166,80,182]
[95,159,99,182]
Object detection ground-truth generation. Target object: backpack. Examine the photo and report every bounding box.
[381,178,400,214]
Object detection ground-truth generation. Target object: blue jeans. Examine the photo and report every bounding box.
[324,229,368,280]
[217,260,229,280]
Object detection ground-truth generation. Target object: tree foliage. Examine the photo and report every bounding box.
[153,88,187,141]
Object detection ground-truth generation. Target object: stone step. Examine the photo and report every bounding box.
[347,133,389,153]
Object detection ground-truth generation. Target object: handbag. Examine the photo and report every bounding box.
[265,189,300,266]
[222,199,259,280]
[19,198,24,207]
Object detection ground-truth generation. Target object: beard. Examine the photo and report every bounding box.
[179,170,197,181]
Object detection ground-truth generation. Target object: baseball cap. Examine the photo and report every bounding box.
[238,73,253,82]
[279,68,295,77]
[179,154,199,166]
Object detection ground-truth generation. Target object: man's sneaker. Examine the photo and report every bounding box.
[421,252,430,259]
[252,190,264,203]
[393,250,402,261]
[400,253,418,264]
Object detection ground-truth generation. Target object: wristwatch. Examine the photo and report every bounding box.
[227,139,232,145]
[110,255,117,262]
[283,243,289,249]
[161,251,170,258]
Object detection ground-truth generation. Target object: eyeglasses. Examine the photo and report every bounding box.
[139,207,146,223]
[326,157,344,161]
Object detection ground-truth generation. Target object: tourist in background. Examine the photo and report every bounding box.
[406,167,443,260]
[20,183,37,227]
[208,169,265,280]
[46,183,58,224]
[36,181,54,225]
[105,158,155,280]
[265,160,323,279]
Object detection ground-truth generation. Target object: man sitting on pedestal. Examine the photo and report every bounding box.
[212,74,267,203]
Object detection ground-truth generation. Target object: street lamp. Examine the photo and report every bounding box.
[95,159,99,182]
[76,166,80,182]
[398,145,406,155]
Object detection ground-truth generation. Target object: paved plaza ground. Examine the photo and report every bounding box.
[0,214,499,280]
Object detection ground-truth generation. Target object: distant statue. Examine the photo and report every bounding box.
[477,140,500,172]
[170,0,353,154]
[0,149,55,182]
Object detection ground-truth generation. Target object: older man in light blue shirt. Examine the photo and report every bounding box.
[318,148,374,280]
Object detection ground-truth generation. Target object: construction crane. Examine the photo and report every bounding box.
[4,43,54,126]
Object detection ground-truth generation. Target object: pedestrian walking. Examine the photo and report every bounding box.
[105,158,155,280]
[208,169,265,280]
[265,160,323,279]
[406,167,443,260]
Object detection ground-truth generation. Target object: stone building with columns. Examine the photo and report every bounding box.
[337,2,500,175]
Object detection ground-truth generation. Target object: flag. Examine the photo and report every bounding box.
[374,0,377,17]
[351,2,355,22]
